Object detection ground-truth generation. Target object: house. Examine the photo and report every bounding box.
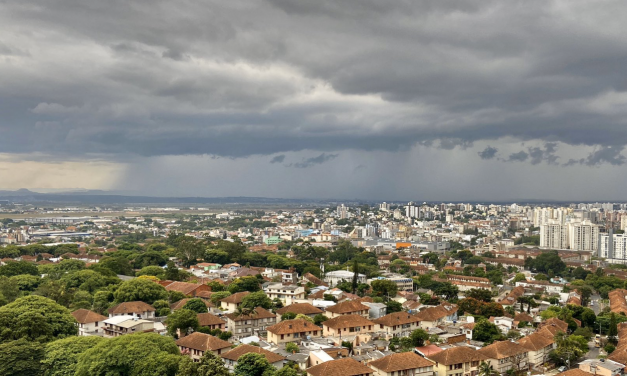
[176,332,232,360]
[225,306,277,338]
[221,291,250,311]
[556,370,594,376]
[197,313,225,330]
[276,303,324,321]
[162,281,211,297]
[477,341,529,375]
[517,330,557,367]
[415,304,458,329]
[369,352,435,376]
[266,319,322,345]
[302,272,328,287]
[325,300,370,318]
[107,301,156,319]
[323,270,367,287]
[221,344,286,370]
[490,317,514,334]
[306,358,374,376]
[362,302,387,319]
[498,286,525,306]
[72,309,107,336]
[263,283,307,305]
[102,315,157,337]
[426,346,488,376]
[579,359,625,376]
[372,312,422,337]
[322,314,376,338]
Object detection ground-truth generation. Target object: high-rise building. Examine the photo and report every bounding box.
[568,221,599,252]
[405,202,419,219]
[540,223,569,249]
[336,204,348,220]
[599,232,627,262]
[379,202,391,211]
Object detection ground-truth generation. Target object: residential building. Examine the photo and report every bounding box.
[225,306,277,338]
[222,344,285,371]
[107,301,155,319]
[220,291,250,311]
[517,330,557,367]
[427,346,488,376]
[197,312,225,330]
[263,283,307,305]
[369,352,435,376]
[176,332,232,360]
[162,281,212,297]
[324,270,367,287]
[579,359,625,376]
[600,233,627,262]
[306,358,373,376]
[373,312,422,337]
[72,309,107,336]
[266,319,322,345]
[477,341,529,375]
[322,314,375,338]
[276,303,323,321]
[325,300,370,318]
[102,315,156,337]
[415,304,458,329]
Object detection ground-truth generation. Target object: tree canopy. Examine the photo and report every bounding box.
[113,278,168,304]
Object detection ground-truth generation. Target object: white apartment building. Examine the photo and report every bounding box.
[540,220,599,251]
[599,233,627,262]
[540,223,569,249]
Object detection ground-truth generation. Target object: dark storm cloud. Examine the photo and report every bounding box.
[563,146,626,167]
[478,146,498,160]
[269,155,285,164]
[507,151,529,162]
[1,0,627,164]
[290,153,339,168]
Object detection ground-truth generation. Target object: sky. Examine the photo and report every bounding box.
[1,0,627,201]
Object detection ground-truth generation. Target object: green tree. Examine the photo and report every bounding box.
[210,291,232,305]
[286,342,299,353]
[114,278,168,304]
[410,328,430,347]
[137,265,166,280]
[478,361,496,376]
[275,366,300,376]
[182,298,209,314]
[9,274,41,292]
[371,279,398,299]
[609,312,618,344]
[466,288,492,302]
[434,282,459,301]
[582,308,596,328]
[75,333,181,376]
[42,336,105,376]
[386,300,403,313]
[241,291,273,310]
[314,314,328,326]
[154,300,171,316]
[0,261,39,277]
[234,352,275,376]
[0,295,77,343]
[0,338,44,376]
[472,319,503,344]
[176,350,230,376]
[352,259,359,294]
[166,309,199,338]
[176,237,205,267]
[228,276,261,294]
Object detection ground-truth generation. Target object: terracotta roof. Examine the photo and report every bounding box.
[609,289,627,315]
[498,286,525,305]
[198,313,225,327]
[517,332,554,351]
[325,300,369,314]
[373,312,422,327]
[225,307,276,322]
[414,304,458,322]
[513,313,533,323]
[276,303,323,316]
[303,272,328,287]
[220,291,250,304]
[196,291,213,299]
[369,352,434,372]
[170,298,211,311]
[323,314,375,329]
[108,301,155,315]
[427,346,488,365]
[478,340,529,359]
[538,317,568,332]
[163,281,207,295]
[175,332,232,352]
[221,344,285,364]
[72,309,107,324]
[306,358,374,376]
[415,345,443,357]
[267,319,318,335]
[556,369,594,376]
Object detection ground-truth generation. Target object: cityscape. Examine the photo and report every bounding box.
[3,1,627,376]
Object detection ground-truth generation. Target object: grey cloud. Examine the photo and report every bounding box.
[562,146,625,167]
[478,146,498,160]
[507,151,529,162]
[290,153,338,168]
[1,0,627,165]
[269,154,285,164]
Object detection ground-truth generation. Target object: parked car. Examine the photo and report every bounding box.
[558,366,567,372]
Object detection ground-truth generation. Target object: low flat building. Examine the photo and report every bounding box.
[263,283,307,305]
[102,315,156,337]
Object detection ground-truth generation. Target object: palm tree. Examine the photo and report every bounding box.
[478,361,496,376]
[234,306,257,318]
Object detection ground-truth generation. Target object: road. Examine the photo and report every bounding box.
[590,294,604,315]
